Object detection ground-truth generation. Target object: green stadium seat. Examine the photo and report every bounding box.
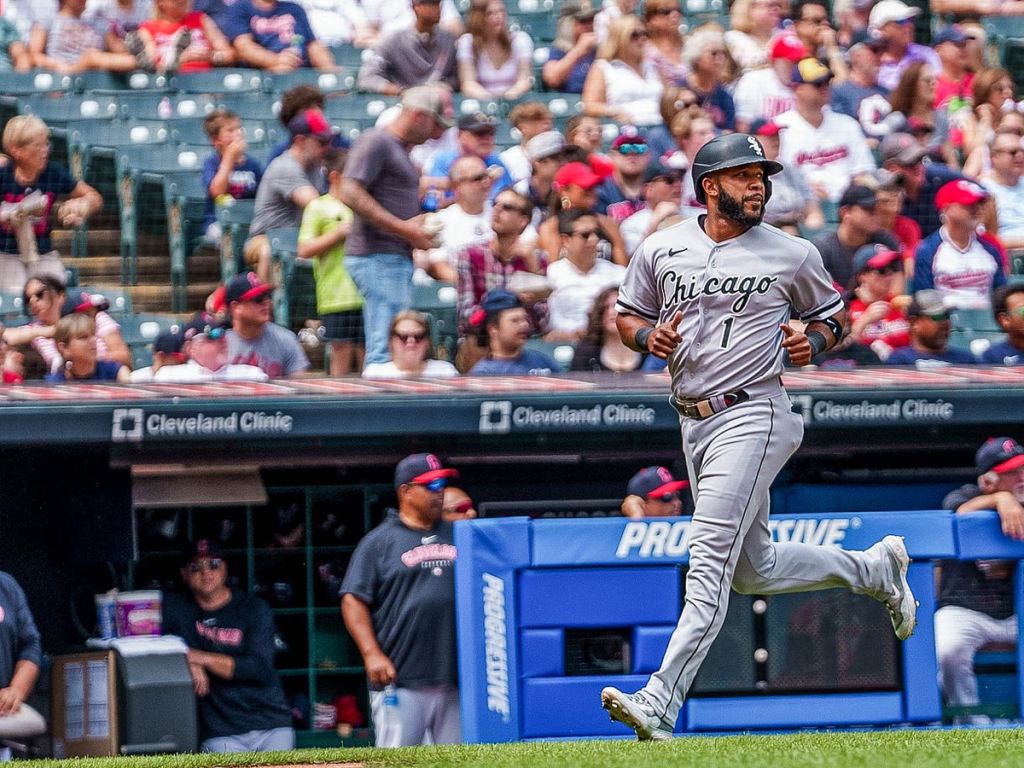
[263,70,348,95]
[328,44,368,69]
[0,70,73,97]
[167,116,275,148]
[412,282,459,362]
[527,91,583,119]
[0,291,27,323]
[266,228,302,327]
[79,285,133,316]
[218,199,257,281]
[949,307,1000,333]
[326,94,399,125]
[164,173,212,313]
[455,95,503,118]
[173,69,266,96]
[524,338,575,371]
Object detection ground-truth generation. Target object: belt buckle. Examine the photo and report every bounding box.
[680,400,703,420]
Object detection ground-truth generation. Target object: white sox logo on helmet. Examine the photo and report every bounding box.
[747,137,764,157]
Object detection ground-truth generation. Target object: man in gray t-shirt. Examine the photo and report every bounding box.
[224,272,309,378]
[244,109,331,284]
[341,84,454,367]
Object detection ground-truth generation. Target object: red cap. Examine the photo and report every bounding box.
[770,33,810,62]
[554,161,605,190]
[935,179,988,209]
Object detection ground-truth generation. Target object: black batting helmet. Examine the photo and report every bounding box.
[691,133,783,205]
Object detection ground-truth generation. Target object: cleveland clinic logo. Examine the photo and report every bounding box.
[479,401,512,435]
[112,408,144,442]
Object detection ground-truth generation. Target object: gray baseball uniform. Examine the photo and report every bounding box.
[615,217,896,731]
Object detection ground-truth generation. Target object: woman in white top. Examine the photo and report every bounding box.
[724,0,780,75]
[582,16,663,127]
[362,310,459,379]
[457,0,533,101]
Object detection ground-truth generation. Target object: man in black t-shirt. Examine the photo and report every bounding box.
[341,453,461,748]
[162,539,294,753]
[813,183,900,291]
[936,437,1024,723]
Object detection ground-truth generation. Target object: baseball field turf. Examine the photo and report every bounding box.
[22,729,1024,768]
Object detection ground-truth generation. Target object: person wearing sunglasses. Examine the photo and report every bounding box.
[620,465,691,519]
[163,538,294,753]
[813,183,901,292]
[681,28,737,132]
[847,245,910,361]
[423,156,495,284]
[790,0,848,84]
[155,318,269,382]
[884,289,977,366]
[979,284,1024,366]
[868,0,939,93]
[596,134,652,223]
[582,16,664,128]
[223,271,309,378]
[362,310,457,379]
[342,453,461,747]
[980,130,1024,252]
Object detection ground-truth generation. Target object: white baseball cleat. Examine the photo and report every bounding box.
[880,535,918,641]
[600,686,672,741]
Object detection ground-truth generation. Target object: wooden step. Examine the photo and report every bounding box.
[119,282,221,313]
[70,253,221,284]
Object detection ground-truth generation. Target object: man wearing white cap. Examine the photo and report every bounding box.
[514,131,570,230]
[869,0,940,91]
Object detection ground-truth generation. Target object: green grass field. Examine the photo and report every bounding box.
[24,729,1024,768]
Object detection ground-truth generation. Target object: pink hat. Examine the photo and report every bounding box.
[935,179,988,209]
[770,33,810,62]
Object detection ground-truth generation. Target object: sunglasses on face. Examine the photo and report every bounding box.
[495,200,528,215]
[800,14,829,24]
[416,477,448,492]
[393,331,427,343]
[188,558,223,574]
[571,229,600,239]
[995,147,1024,157]
[459,172,491,183]
[651,492,679,503]
[616,143,648,155]
[1006,306,1024,318]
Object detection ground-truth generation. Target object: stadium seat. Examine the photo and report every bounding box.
[527,92,583,119]
[263,70,348,95]
[0,292,26,323]
[949,308,1000,333]
[412,282,459,362]
[164,173,212,313]
[266,228,302,327]
[218,199,257,281]
[327,94,399,125]
[514,13,559,44]
[167,116,274,148]
[79,286,133,316]
[524,338,575,371]
[173,69,266,96]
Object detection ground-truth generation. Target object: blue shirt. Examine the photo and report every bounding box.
[545,47,594,94]
[221,0,316,64]
[194,0,244,31]
[979,339,1023,366]
[0,573,41,689]
[595,178,645,221]
[470,349,560,375]
[0,162,77,255]
[686,79,735,132]
[426,151,513,202]
[201,152,262,233]
[46,360,124,382]
[885,346,977,366]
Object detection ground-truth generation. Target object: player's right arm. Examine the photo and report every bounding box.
[617,311,683,359]
[341,593,397,687]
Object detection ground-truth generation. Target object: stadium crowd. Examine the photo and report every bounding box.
[0,0,1022,381]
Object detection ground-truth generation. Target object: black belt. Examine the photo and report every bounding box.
[674,390,750,420]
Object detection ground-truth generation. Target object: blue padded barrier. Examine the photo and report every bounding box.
[520,629,564,678]
[521,675,654,738]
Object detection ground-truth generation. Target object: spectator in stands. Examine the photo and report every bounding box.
[868,169,921,273]
[563,115,604,155]
[754,120,824,236]
[442,486,477,522]
[847,244,910,361]
[341,452,461,747]
[424,156,495,283]
[469,288,560,375]
[499,103,555,187]
[680,27,735,133]
[913,180,1006,308]
[571,286,644,372]
[0,570,46,744]
[775,59,876,204]
[813,183,901,291]
[341,85,453,367]
[245,108,331,284]
[298,147,365,376]
[0,326,25,384]
[46,313,130,382]
[0,16,30,71]
[264,84,329,169]
[880,131,962,238]
[888,62,957,168]
[362,310,458,378]
[596,133,651,222]
[359,0,463,46]
[299,0,374,47]
[457,0,533,101]
[0,116,100,293]
[129,328,187,382]
[223,0,336,71]
[60,289,132,366]
[514,131,569,229]
[620,465,689,518]
[2,0,57,46]
[164,538,294,752]
[963,101,1024,182]
[582,16,664,128]
[620,160,682,257]
[869,0,939,92]
[666,107,715,213]
[732,32,806,133]
[830,29,890,142]
[542,0,599,93]
[201,109,262,240]
[725,0,780,74]
[224,271,310,377]
[832,0,871,51]
[885,289,977,365]
[790,0,848,84]
[546,209,625,340]
[932,26,972,123]
[643,0,685,86]
[981,131,1024,251]
[30,0,140,73]
[980,284,1024,366]
[935,437,1024,724]
[156,319,270,381]
[5,278,131,375]
[134,0,235,73]
[356,0,458,95]
[85,0,152,38]
[192,0,234,32]
[961,68,1018,164]
[537,161,627,266]
[425,114,514,203]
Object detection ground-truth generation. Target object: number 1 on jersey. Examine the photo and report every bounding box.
[720,317,735,349]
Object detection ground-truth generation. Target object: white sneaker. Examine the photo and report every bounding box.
[880,535,917,641]
[600,687,672,741]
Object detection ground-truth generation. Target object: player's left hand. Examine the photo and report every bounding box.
[649,311,683,359]
[0,686,23,716]
[780,324,813,366]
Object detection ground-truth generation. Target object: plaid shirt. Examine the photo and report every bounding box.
[455,241,548,337]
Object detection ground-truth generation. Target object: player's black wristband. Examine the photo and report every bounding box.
[635,326,653,352]
[807,330,828,357]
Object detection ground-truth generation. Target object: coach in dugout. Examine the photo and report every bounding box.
[936,437,1024,724]
[341,453,461,747]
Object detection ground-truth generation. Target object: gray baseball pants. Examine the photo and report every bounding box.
[640,384,893,730]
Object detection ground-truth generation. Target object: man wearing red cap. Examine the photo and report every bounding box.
[224,271,309,378]
[341,453,461,747]
[537,161,628,267]
[620,465,692,518]
[733,33,806,133]
[912,179,1007,309]
[936,437,1024,723]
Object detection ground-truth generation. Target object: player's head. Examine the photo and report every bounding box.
[691,134,783,223]
[395,453,458,520]
[976,437,1024,500]
[181,538,229,600]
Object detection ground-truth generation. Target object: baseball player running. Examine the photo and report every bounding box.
[601,133,918,741]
